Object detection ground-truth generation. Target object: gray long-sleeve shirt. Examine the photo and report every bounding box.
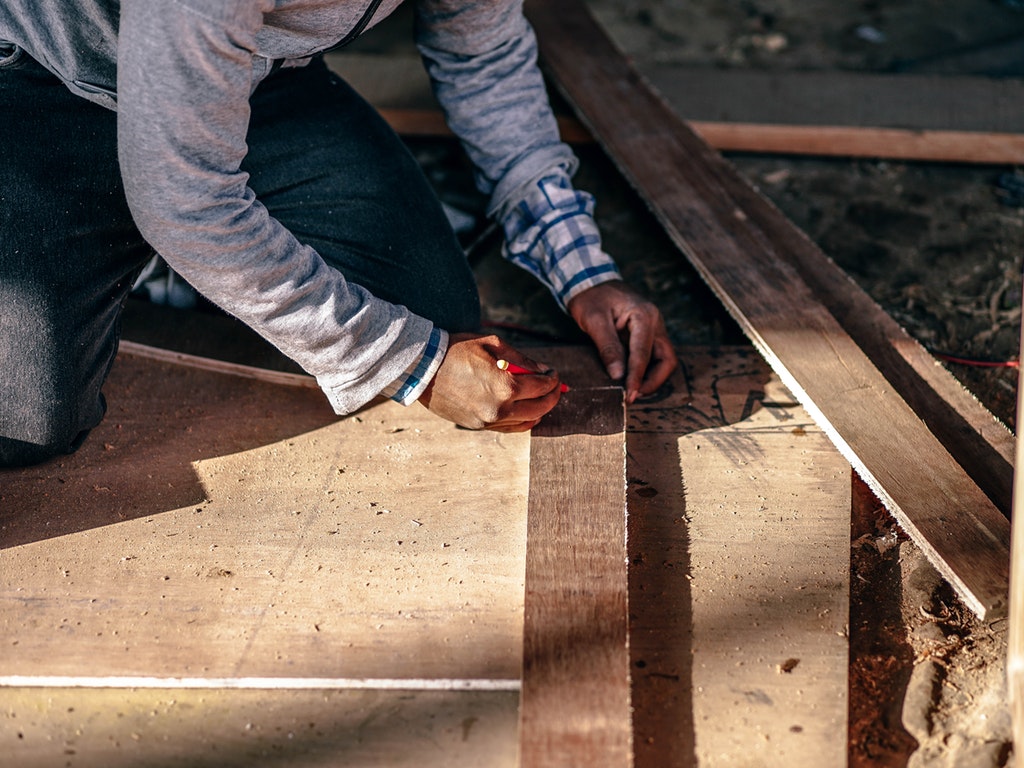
[1,0,621,414]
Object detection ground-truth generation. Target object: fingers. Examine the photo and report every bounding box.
[637,334,678,398]
[497,375,564,425]
[586,312,627,382]
[419,333,567,432]
[623,312,655,402]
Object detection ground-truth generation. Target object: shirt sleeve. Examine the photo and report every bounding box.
[117,0,436,416]
[378,327,449,405]
[415,2,622,308]
[501,171,621,309]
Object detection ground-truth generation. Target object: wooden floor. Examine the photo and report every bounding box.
[0,346,851,766]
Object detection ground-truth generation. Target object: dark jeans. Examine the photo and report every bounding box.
[0,53,480,467]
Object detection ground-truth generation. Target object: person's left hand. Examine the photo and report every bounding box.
[567,280,678,403]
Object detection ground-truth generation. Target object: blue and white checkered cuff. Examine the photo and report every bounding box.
[380,327,449,406]
[501,172,622,310]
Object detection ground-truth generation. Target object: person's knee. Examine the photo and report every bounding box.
[0,393,104,468]
[0,433,83,468]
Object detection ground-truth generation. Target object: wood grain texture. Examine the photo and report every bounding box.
[1007,287,1024,763]
[680,380,850,767]
[644,67,1024,133]
[119,340,319,389]
[690,123,1024,164]
[519,383,632,767]
[0,346,859,765]
[0,688,519,768]
[524,0,1009,619]
[627,349,849,767]
[0,354,531,682]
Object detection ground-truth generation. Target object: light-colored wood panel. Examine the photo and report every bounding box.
[0,354,530,682]
[680,391,849,767]
[524,0,1010,619]
[0,687,519,768]
[1007,287,1024,766]
[519,382,632,766]
[626,349,848,767]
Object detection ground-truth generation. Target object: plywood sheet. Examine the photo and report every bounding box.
[1,346,853,768]
[0,354,531,683]
[626,348,849,768]
[0,687,518,768]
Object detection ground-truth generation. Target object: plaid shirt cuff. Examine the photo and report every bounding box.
[501,171,622,310]
[379,327,449,406]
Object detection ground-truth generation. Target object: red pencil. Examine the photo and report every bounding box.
[496,359,570,393]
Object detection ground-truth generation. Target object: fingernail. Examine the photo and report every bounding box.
[608,362,624,380]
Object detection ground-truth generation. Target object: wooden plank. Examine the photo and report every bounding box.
[690,123,1024,165]
[1007,283,1024,762]
[626,348,849,767]
[680,377,849,766]
[0,687,519,768]
[519,354,632,765]
[0,353,531,682]
[374,106,593,145]
[525,0,1010,619]
[327,52,1024,135]
[326,52,1024,163]
[119,339,318,389]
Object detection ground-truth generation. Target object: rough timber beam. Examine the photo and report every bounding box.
[524,0,1011,619]
[518,349,632,767]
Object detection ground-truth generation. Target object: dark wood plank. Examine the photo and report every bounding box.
[524,0,1010,619]
[520,379,631,766]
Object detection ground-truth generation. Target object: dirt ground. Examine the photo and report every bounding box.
[118,1,1024,765]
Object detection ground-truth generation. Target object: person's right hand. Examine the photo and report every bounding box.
[418,333,564,432]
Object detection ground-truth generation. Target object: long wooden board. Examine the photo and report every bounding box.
[1007,288,1024,764]
[326,52,1024,164]
[524,0,1010,619]
[518,354,632,766]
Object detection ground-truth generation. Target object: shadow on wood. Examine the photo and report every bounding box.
[0,355,338,550]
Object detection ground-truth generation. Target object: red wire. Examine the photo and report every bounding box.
[933,352,1019,369]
